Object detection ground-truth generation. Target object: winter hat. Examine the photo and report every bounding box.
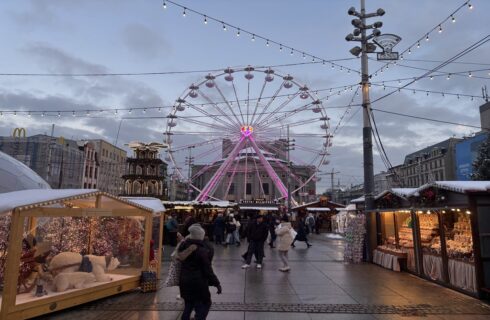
[281,214,289,222]
[229,213,234,218]
[188,223,205,241]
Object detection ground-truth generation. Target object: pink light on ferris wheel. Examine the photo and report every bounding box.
[240,125,253,137]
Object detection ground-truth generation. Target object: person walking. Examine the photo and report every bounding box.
[291,217,312,248]
[275,215,294,272]
[225,213,241,246]
[165,215,179,246]
[177,224,222,320]
[306,212,315,235]
[213,213,225,245]
[242,214,268,269]
[266,212,279,248]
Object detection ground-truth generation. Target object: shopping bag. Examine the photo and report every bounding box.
[164,259,181,287]
[289,228,297,240]
[140,267,158,292]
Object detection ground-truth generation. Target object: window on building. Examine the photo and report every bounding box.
[85,165,88,177]
[228,183,235,195]
[84,183,87,188]
[262,183,269,195]
[90,167,93,178]
[94,167,98,179]
[246,183,252,195]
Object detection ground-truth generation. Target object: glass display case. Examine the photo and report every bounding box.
[416,211,443,281]
[442,209,476,292]
[0,190,155,320]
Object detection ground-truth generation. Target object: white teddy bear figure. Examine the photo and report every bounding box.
[53,272,96,292]
[49,252,120,282]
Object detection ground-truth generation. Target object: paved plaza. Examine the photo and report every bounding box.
[38,235,490,320]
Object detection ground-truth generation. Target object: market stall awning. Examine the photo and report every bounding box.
[239,206,278,211]
[413,181,490,195]
[122,197,165,215]
[0,189,154,216]
[306,207,331,212]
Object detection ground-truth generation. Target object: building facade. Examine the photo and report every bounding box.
[0,134,84,189]
[121,142,168,199]
[455,132,489,180]
[78,141,99,189]
[191,140,316,203]
[90,140,127,195]
[168,172,188,201]
[387,138,462,188]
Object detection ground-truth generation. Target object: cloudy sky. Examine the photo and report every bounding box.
[0,0,488,193]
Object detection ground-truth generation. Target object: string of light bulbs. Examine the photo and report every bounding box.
[370,67,490,85]
[371,1,474,77]
[371,83,485,101]
[162,0,360,75]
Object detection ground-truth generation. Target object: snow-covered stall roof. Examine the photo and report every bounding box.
[351,196,365,204]
[0,151,51,193]
[239,206,278,211]
[307,207,330,212]
[162,200,235,208]
[0,189,154,215]
[375,188,417,199]
[122,197,165,215]
[413,181,490,195]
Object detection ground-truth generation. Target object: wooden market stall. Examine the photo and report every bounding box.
[0,189,155,320]
[292,196,345,232]
[369,181,490,298]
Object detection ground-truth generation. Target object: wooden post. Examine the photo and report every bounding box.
[157,213,164,278]
[437,211,450,283]
[469,196,484,298]
[394,213,400,248]
[142,211,152,271]
[1,209,26,318]
[411,210,424,275]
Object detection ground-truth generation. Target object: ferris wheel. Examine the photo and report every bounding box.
[164,66,332,203]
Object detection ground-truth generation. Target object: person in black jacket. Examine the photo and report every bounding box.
[241,214,269,269]
[291,217,312,248]
[177,224,222,320]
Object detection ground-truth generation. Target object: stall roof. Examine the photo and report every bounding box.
[306,207,330,212]
[122,197,165,214]
[351,196,364,204]
[414,181,490,195]
[163,200,235,208]
[0,189,154,215]
[293,200,345,210]
[375,188,417,200]
[239,206,278,211]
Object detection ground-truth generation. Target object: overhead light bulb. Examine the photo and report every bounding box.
[28,112,32,118]
[430,75,433,80]
[468,72,472,78]
[290,49,293,55]
[302,52,306,59]
[438,24,443,33]
[426,34,429,41]
[266,39,269,46]
[251,34,255,41]
[408,48,411,54]
[129,108,132,114]
[163,1,166,9]
[57,112,61,118]
[279,44,283,51]
[86,110,90,116]
[204,16,207,24]
[143,108,147,113]
[182,8,186,17]
[447,73,451,80]
[417,42,420,48]
[41,112,44,117]
[451,15,456,23]
[72,111,75,117]
[114,109,118,115]
[236,29,240,37]
[468,2,473,10]
[158,107,162,112]
[222,23,226,31]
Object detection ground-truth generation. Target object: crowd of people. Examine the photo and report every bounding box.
[165,210,323,320]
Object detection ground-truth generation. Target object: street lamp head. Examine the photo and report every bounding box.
[345,33,354,41]
[347,7,357,16]
[349,46,362,56]
[366,43,377,53]
[373,21,383,28]
[372,29,381,37]
[351,19,363,28]
[376,8,385,16]
[353,28,361,36]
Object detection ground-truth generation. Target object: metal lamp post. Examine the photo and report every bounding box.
[346,1,400,261]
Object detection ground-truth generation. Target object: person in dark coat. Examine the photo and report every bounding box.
[213,213,225,245]
[241,214,269,269]
[291,217,312,248]
[177,224,222,320]
[267,213,279,248]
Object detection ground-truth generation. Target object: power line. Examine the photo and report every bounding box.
[164,0,360,74]
[0,60,356,77]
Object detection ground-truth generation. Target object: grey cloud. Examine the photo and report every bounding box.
[122,23,171,60]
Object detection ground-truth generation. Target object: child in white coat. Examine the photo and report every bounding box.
[275,215,295,272]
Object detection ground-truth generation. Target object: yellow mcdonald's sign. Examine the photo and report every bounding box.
[12,127,26,138]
